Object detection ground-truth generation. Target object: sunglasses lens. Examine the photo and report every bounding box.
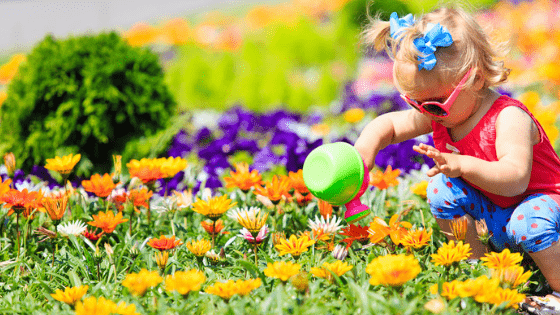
[408,103,422,112]
[424,104,448,117]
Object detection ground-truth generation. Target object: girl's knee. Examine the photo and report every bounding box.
[507,208,560,253]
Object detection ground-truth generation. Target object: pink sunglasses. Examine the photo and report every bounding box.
[400,69,472,117]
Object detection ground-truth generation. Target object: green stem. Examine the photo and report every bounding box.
[16,213,20,259]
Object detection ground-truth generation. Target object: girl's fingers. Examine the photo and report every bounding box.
[413,145,428,155]
[426,166,441,177]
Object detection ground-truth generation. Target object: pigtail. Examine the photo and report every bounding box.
[360,15,393,54]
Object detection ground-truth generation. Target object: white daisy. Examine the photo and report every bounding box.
[307,214,343,235]
[57,220,87,237]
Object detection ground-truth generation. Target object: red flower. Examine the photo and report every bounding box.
[340,224,370,249]
[83,228,104,241]
[147,235,183,251]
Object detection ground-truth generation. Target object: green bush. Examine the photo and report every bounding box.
[0,32,176,175]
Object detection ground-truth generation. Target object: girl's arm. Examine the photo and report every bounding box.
[354,109,433,171]
[414,106,538,197]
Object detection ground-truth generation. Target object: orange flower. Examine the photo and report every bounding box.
[293,190,314,207]
[43,195,68,222]
[369,166,400,190]
[0,178,12,198]
[288,169,309,195]
[161,18,191,45]
[81,174,116,198]
[450,216,468,241]
[340,224,370,248]
[2,188,42,216]
[400,228,433,249]
[129,167,166,185]
[147,235,183,251]
[201,219,227,236]
[88,211,128,234]
[368,214,412,245]
[254,175,291,205]
[0,54,26,84]
[128,188,153,212]
[223,162,263,192]
[317,199,333,219]
[122,22,160,47]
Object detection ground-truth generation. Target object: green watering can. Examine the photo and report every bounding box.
[302,142,370,224]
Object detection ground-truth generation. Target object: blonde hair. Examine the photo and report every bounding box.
[361,6,510,95]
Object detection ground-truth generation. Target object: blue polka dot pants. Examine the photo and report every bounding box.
[427,173,560,253]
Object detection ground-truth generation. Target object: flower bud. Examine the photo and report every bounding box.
[3,152,15,177]
[332,244,348,261]
[290,272,309,293]
[475,219,490,245]
[154,251,169,271]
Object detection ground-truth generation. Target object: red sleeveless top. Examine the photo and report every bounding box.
[431,95,560,208]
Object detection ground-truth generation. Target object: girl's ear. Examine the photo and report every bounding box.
[472,71,485,91]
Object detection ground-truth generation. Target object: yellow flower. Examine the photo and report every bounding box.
[456,277,485,298]
[186,239,212,257]
[157,156,188,178]
[424,298,445,314]
[45,154,81,176]
[311,123,330,136]
[366,254,421,286]
[234,278,262,296]
[449,216,468,241]
[487,287,526,309]
[50,285,88,305]
[472,276,501,303]
[430,281,462,300]
[275,234,315,259]
[191,194,237,221]
[165,269,206,295]
[431,241,472,266]
[410,180,428,198]
[343,108,365,123]
[161,18,191,45]
[230,206,268,234]
[310,260,353,281]
[121,269,163,296]
[154,251,169,271]
[0,54,26,84]
[74,296,116,315]
[264,261,302,282]
[114,301,140,315]
[480,249,523,270]
[400,228,432,249]
[205,280,238,300]
[490,265,532,288]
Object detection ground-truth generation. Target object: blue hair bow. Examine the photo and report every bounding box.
[389,12,415,40]
[413,23,453,70]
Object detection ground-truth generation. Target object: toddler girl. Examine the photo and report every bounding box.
[354,6,560,312]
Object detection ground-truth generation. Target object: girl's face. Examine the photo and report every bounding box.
[395,63,482,128]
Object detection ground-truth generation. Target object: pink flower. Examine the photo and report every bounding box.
[240,225,269,244]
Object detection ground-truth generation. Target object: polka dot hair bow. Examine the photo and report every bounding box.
[389,12,415,40]
[413,23,454,71]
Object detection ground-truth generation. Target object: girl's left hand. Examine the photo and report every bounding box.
[413,143,462,178]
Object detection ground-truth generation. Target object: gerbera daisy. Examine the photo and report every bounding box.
[51,285,88,305]
[191,194,237,221]
[400,228,433,249]
[57,220,87,237]
[275,234,315,259]
[82,227,104,241]
[310,260,353,282]
[263,261,301,282]
[369,165,400,190]
[431,240,472,267]
[288,169,309,195]
[147,235,183,251]
[45,154,81,177]
[157,156,188,178]
[410,180,428,198]
[121,269,162,296]
[186,239,212,257]
[1,188,42,216]
[223,162,262,192]
[234,278,262,296]
[88,211,128,234]
[339,223,370,248]
[487,287,525,309]
[81,173,116,198]
[164,269,206,296]
[228,206,268,235]
[205,280,238,301]
[307,215,343,235]
[42,194,68,222]
[366,254,421,286]
[480,249,523,270]
[429,280,462,300]
[74,296,116,315]
[253,175,291,205]
[490,265,532,288]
